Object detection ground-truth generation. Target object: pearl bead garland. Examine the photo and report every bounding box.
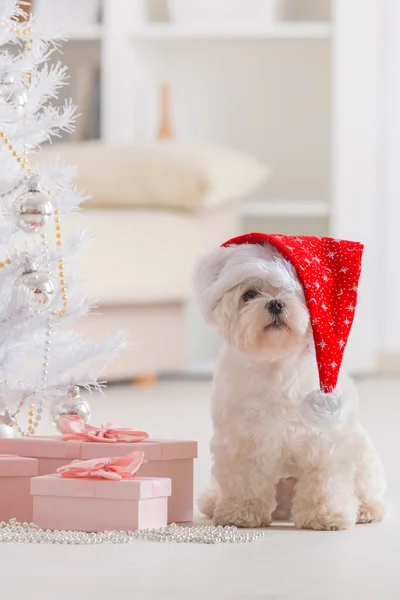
[0,519,264,545]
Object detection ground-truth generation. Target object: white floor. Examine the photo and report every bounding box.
[1,377,400,600]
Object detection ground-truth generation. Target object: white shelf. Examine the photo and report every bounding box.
[65,25,103,41]
[239,199,329,217]
[130,22,331,41]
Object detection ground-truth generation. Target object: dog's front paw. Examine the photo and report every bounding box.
[357,500,388,524]
[294,509,355,531]
[213,500,271,528]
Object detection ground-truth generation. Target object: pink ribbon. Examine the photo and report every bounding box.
[59,415,149,443]
[56,451,146,480]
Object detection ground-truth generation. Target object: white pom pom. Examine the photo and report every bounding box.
[302,389,346,428]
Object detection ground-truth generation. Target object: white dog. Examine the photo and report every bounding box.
[193,234,387,530]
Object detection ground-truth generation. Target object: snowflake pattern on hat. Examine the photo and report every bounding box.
[221,233,364,394]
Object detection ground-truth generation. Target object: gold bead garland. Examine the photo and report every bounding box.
[50,209,68,317]
[28,403,35,426]
[0,257,12,268]
[11,26,33,36]
[0,131,30,172]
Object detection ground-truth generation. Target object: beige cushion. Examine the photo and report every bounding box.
[37,141,208,212]
[36,141,269,212]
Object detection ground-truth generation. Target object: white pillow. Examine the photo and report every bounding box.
[35,141,269,212]
[174,142,270,209]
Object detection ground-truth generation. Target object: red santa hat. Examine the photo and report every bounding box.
[193,232,363,399]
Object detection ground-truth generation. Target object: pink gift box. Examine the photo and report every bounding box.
[31,475,171,532]
[0,437,197,523]
[0,455,38,523]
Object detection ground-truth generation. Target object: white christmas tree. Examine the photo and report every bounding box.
[0,1,123,438]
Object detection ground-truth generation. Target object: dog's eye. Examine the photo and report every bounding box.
[242,290,258,302]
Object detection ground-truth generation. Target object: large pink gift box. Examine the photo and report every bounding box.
[31,475,171,532]
[0,437,197,523]
[0,455,38,522]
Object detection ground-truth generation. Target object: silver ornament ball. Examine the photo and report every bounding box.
[17,268,56,311]
[51,386,91,433]
[0,73,27,124]
[0,416,16,438]
[12,181,53,234]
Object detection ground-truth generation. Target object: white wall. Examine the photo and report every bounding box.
[381,0,400,355]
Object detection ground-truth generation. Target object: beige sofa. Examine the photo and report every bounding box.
[39,141,268,381]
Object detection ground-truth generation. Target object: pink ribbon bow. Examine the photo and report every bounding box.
[60,415,149,443]
[56,451,146,480]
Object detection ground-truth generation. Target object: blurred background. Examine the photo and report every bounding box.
[28,0,399,384]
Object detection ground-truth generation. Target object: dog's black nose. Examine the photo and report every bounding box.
[267,299,285,315]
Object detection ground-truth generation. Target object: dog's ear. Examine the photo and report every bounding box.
[192,246,232,324]
[193,241,303,324]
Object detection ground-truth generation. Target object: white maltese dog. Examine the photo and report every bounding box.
[193,233,387,530]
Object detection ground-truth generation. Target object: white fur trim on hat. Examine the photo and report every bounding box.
[192,243,301,323]
[301,388,358,429]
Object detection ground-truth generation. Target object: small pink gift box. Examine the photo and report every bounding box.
[0,455,38,523]
[31,475,171,532]
[0,437,197,523]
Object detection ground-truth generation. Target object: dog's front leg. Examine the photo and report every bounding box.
[212,454,277,528]
[213,482,277,528]
[291,465,358,531]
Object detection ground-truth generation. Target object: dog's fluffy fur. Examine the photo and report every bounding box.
[194,243,387,530]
